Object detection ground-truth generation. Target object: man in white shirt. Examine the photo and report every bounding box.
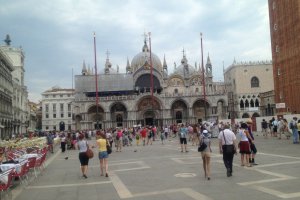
[218,124,237,177]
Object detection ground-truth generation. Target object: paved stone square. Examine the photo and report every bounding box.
[11,134,300,200]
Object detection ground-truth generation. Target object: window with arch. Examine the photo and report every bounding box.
[251,77,259,88]
[195,88,199,93]
[240,100,244,109]
[245,99,249,107]
[174,89,178,94]
[250,99,254,107]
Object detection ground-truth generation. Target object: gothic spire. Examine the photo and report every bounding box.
[126,57,132,73]
[81,60,87,75]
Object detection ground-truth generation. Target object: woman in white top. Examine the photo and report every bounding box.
[239,123,252,167]
[77,134,89,178]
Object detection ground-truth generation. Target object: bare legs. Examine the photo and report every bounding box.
[81,165,88,178]
[241,153,251,167]
[100,158,108,177]
[202,155,211,180]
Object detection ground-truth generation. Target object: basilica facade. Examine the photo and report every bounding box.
[73,39,228,130]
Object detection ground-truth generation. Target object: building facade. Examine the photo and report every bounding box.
[224,60,274,119]
[268,0,300,114]
[0,47,14,139]
[41,87,74,131]
[73,39,228,130]
[1,35,29,135]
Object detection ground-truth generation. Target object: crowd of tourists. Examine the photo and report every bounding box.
[1,116,299,192]
[261,116,300,144]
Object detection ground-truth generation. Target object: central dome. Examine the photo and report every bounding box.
[131,40,162,73]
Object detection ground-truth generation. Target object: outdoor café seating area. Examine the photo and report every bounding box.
[0,137,49,199]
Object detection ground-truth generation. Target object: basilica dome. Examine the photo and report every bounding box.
[131,41,162,74]
[172,55,197,77]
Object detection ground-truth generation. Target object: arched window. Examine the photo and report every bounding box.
[251,77,259,88]
[245,99,249,107]
[195,88,199,93]
[250,99,254,107]
[174,89,178,94]
[240,100,244,109]
[255,99,259,107]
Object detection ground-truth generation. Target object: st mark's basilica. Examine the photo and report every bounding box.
[73,38,228,130]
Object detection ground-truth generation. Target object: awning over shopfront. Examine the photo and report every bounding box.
[0,125,5,129]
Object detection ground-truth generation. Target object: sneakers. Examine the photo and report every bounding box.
[83,174,88,179]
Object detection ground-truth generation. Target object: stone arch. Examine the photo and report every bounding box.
[255,99,259,107]
[110,102,128,127]
[192,99,209,123]
[240,99,244,109]
[171,99,188,124]
[87,104,105,129]
[136,96,162,126]
[245,99,249,108]
[250,99,255,107]
[252,112,260,117]
[135,74,162,94]
[242,113,250,118]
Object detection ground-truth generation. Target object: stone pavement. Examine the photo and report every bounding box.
[11,134,300,200]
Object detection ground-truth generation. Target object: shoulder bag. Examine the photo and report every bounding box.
[85,141,94,159]
[222,131,235,154]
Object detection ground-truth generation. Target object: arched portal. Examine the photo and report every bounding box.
[110,102,127,128]
[136,96,161,126]
[242,113,250,118]
[171,100,188,124]
[192,99,209,123]
[87,105,105,129]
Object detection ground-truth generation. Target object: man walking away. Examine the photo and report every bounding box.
[218,124,237,177]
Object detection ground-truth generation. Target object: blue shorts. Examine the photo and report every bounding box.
[98,151,108,159]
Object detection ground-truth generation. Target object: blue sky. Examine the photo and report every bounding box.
[0,0,272,103]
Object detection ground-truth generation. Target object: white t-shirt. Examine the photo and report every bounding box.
[218,129,236,145]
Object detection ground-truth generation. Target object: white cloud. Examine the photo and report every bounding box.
[0,0,272,102]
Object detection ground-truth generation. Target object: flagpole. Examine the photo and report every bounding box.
[149,32,154,126]
[94,32,99,130]
[200,32,207,120]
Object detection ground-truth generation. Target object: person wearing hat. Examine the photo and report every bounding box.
[199,129,212,180]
